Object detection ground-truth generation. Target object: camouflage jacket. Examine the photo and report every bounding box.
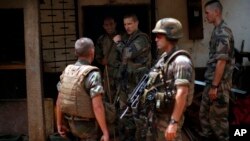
[116,30,151,71]
[204,20,235,83]
[116,30,151,92]
[95,33,121,68]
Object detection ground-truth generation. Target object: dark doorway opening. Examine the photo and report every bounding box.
[0,9,25,63]
[82,5,151,43]
[0,9,26,99]
[82,4,151,70]
[82,4,158,68]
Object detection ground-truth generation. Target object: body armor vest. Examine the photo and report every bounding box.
[59,65,99,118]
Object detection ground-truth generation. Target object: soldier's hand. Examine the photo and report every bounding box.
[165,124,177,140]
[57,125,69,138]
[209,87,218,101]
[100,134,109,141]
[113,35,121,43]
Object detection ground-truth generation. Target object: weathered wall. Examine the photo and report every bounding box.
[0,99,54,136]
[222,0,250,66]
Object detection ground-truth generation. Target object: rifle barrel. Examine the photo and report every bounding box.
[120,107,129,119]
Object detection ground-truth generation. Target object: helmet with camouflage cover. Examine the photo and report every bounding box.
[152,18,183,39]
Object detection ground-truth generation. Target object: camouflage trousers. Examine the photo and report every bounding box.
[66,117,99,141]
[155,113,184,141]
[116,68,149,141]
[117,91,136,141]
[103,76,119,103]
[118,117,137,141]
[199,84,230,141]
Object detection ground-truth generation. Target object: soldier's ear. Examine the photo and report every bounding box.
[136,20,139,25]
[74,50,78,57]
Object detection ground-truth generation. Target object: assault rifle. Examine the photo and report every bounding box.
[119,74,149,119]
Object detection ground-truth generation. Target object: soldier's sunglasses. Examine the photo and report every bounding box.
[155,33,165,39]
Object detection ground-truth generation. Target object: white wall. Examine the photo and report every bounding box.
[222,0,250,65]
[156,0,250,67]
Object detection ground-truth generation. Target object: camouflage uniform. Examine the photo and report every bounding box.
[199,20,235,141]
[116,30,151,102]
[58,59,104,141]
[95,33,122,140]
[95,33,122,103]
[116,30,151,141]
[145,48,194,141]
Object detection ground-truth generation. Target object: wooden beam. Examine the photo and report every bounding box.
[24,0,46,141]
[0,63,25,70]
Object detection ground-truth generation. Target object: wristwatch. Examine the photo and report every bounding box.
[169,119,178,125]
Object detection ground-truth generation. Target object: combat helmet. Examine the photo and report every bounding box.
[152,18,183,39]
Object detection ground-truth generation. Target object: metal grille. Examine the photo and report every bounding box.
[40,0,78,72]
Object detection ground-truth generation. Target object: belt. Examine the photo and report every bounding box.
[64,114,95,121]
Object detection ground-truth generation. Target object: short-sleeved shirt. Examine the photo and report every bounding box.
[204,20,235,82]
[150,47,194,108]
[154,48,193,87]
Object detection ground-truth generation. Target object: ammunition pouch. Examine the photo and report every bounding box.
[155,90,175,110]
[142,84,176,110]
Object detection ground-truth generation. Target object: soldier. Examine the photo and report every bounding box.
[56,37,109,141]
[113,13,152,141]
[95,16,123,141]
[95,16,122,104]
[141,18,194,141]
[199,1,235,141]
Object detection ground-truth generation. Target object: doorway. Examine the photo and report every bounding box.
[82,4,157,68]
[82,5,151,42]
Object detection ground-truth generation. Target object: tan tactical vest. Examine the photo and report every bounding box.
[59,64,99,118]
